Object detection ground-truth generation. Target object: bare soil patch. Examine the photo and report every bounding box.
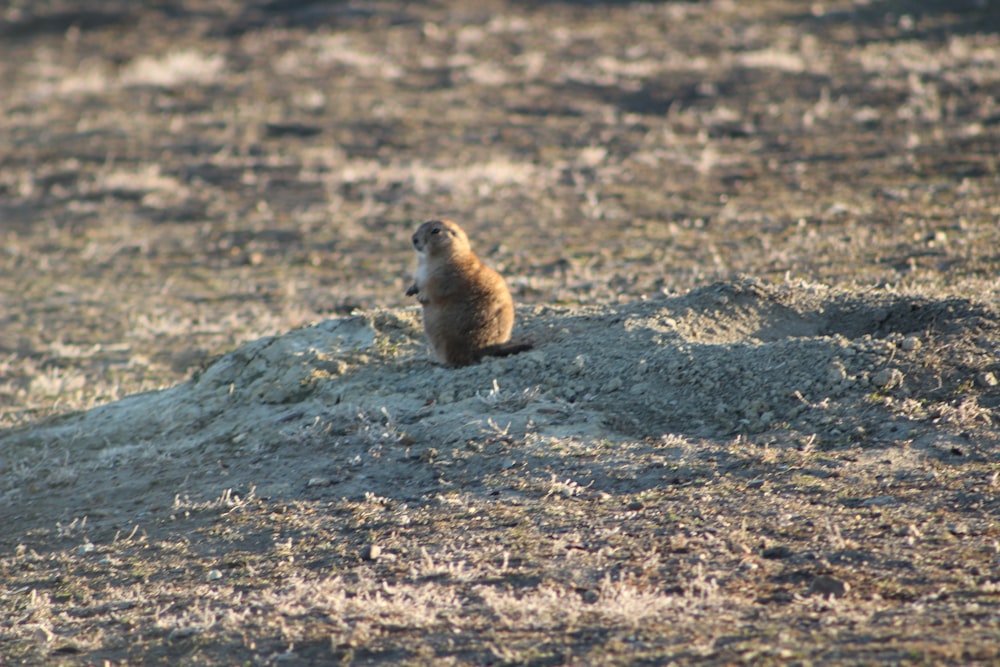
[1,1,999,664]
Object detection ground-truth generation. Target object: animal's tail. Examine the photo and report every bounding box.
[480,340,533,359]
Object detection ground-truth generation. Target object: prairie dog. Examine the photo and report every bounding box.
[406,219,531,366]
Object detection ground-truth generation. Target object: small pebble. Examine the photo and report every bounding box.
[809,575,850,599]
[361,544,382,561]
[669,534,689,552]
[762,545,793,559]
[206,569,223,581]
[948,523,969,536]
[975,372,998,388]
[901,336,921,351]
[827,361,847,384]
[872,368,902,388]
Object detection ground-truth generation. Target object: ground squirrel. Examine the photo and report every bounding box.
[406,219,532,366]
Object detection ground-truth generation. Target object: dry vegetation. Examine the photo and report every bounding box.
[1,0,999,665]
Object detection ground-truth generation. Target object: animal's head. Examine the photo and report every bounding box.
[412,219,471,257]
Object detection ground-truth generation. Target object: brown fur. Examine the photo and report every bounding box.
[406,219,531,366]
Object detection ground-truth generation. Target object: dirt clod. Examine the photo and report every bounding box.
[809,575,851,600]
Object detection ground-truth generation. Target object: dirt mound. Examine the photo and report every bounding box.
[2,279,996,549]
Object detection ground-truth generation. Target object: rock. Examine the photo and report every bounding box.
[361,544,382,561]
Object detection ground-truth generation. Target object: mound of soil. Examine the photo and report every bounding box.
[3,279,996,550]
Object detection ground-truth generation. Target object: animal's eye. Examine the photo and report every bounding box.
[431,228,441,234]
